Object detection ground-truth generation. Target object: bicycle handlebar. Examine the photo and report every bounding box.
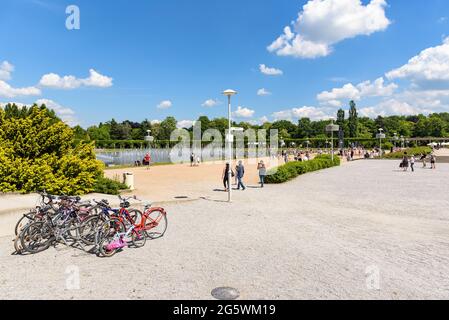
[118,195,141,202]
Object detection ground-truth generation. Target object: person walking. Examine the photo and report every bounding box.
[420,153,427,168]
[236,160,246,191]
[190,153,195,167]
[410,154,415,172]
[430,154,436,169]
[196,155,201,167]
[143,153,151,170]
[257,161,267,188]
[401,153,409,172]
[222,163,233,192]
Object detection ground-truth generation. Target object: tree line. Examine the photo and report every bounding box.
[3,101,449,145]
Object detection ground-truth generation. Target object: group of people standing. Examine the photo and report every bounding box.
[400,153,436,171]
[190,153,201,167]
[222,160,267,192]
[134,153,152,169]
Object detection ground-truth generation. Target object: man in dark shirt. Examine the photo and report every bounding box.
[236,160,246,191]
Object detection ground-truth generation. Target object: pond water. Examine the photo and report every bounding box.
[96,148,271,166]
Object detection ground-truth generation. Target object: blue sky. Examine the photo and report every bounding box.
[1,0,449,128]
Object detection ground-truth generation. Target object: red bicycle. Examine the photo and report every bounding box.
[138,201,168,239]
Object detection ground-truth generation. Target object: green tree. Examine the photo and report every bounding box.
[159,116,177,140]
[73,125,89,141]
[87,124,111,141]
[297,118,313,138]
[348,101,358,138]
[0,105,103,195]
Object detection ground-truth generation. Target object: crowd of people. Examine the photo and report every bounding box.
[400,152,437,172]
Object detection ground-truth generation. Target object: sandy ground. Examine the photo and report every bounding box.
[1,160,449,300]
[104,157,279,202]
[104,154,355,203]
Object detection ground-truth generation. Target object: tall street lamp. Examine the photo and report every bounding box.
[376,128,386,157]
[326,119,340,162]
[222,89,237,203]
[393,132,398,149]
[305,140,310,150]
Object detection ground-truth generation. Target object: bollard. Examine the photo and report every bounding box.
[123,172,135,190]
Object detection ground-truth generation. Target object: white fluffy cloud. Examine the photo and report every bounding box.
[0,61,14,80]
[0,80,41,98]
[259,116,269,124]
[233,106,255,118]
[257,88,272,96]
[386,37,449,87]
[39,69,113,89]
[259,64,283,76]
[359,99,434,118]
[272,106,330,121]
[35,99,78,125]
[202,99,220,107]
[268,0,390,59]
[177,120,196,129]
[157,100,172,109]
[317,77,397,104]
[1,99,78,125]
[0,101,27,108]
[0,61,41,98]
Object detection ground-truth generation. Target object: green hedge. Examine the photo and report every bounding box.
[93,177,128,195]
[383,147,432,159]
[265,155,341,184]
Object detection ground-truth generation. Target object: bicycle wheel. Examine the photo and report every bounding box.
[79,215,105,246]
[127,209,143,226]
[131,228,147,248]
[20,222,53,254]
[13,236,23,254]
[14,212,34,236]
[96,218,126,257]
[144,209,168,239]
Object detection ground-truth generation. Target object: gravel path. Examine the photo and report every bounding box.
[1,160,448,300]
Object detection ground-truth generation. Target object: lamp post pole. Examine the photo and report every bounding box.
[227,95,232,203]
[223,89,237,203]
[326,120,339,162]
[377,129,385,157]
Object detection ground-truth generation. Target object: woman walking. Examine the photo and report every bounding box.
[257,161,267,188]
[410,154,415,172]
[430,154,437,169]
[420,153,427,168]
[222,163,233,191]
[401,153,409,172]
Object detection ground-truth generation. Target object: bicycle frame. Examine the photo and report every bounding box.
[138,207,167,231]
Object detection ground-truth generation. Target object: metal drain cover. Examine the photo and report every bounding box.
[211,287,240,300]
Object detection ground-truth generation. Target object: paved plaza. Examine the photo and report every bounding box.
[0,160,448,299]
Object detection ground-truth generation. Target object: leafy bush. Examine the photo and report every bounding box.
[383,147,432,159]
[265,155,340,184]
[93,177,128,195]
[0,104,105,195]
